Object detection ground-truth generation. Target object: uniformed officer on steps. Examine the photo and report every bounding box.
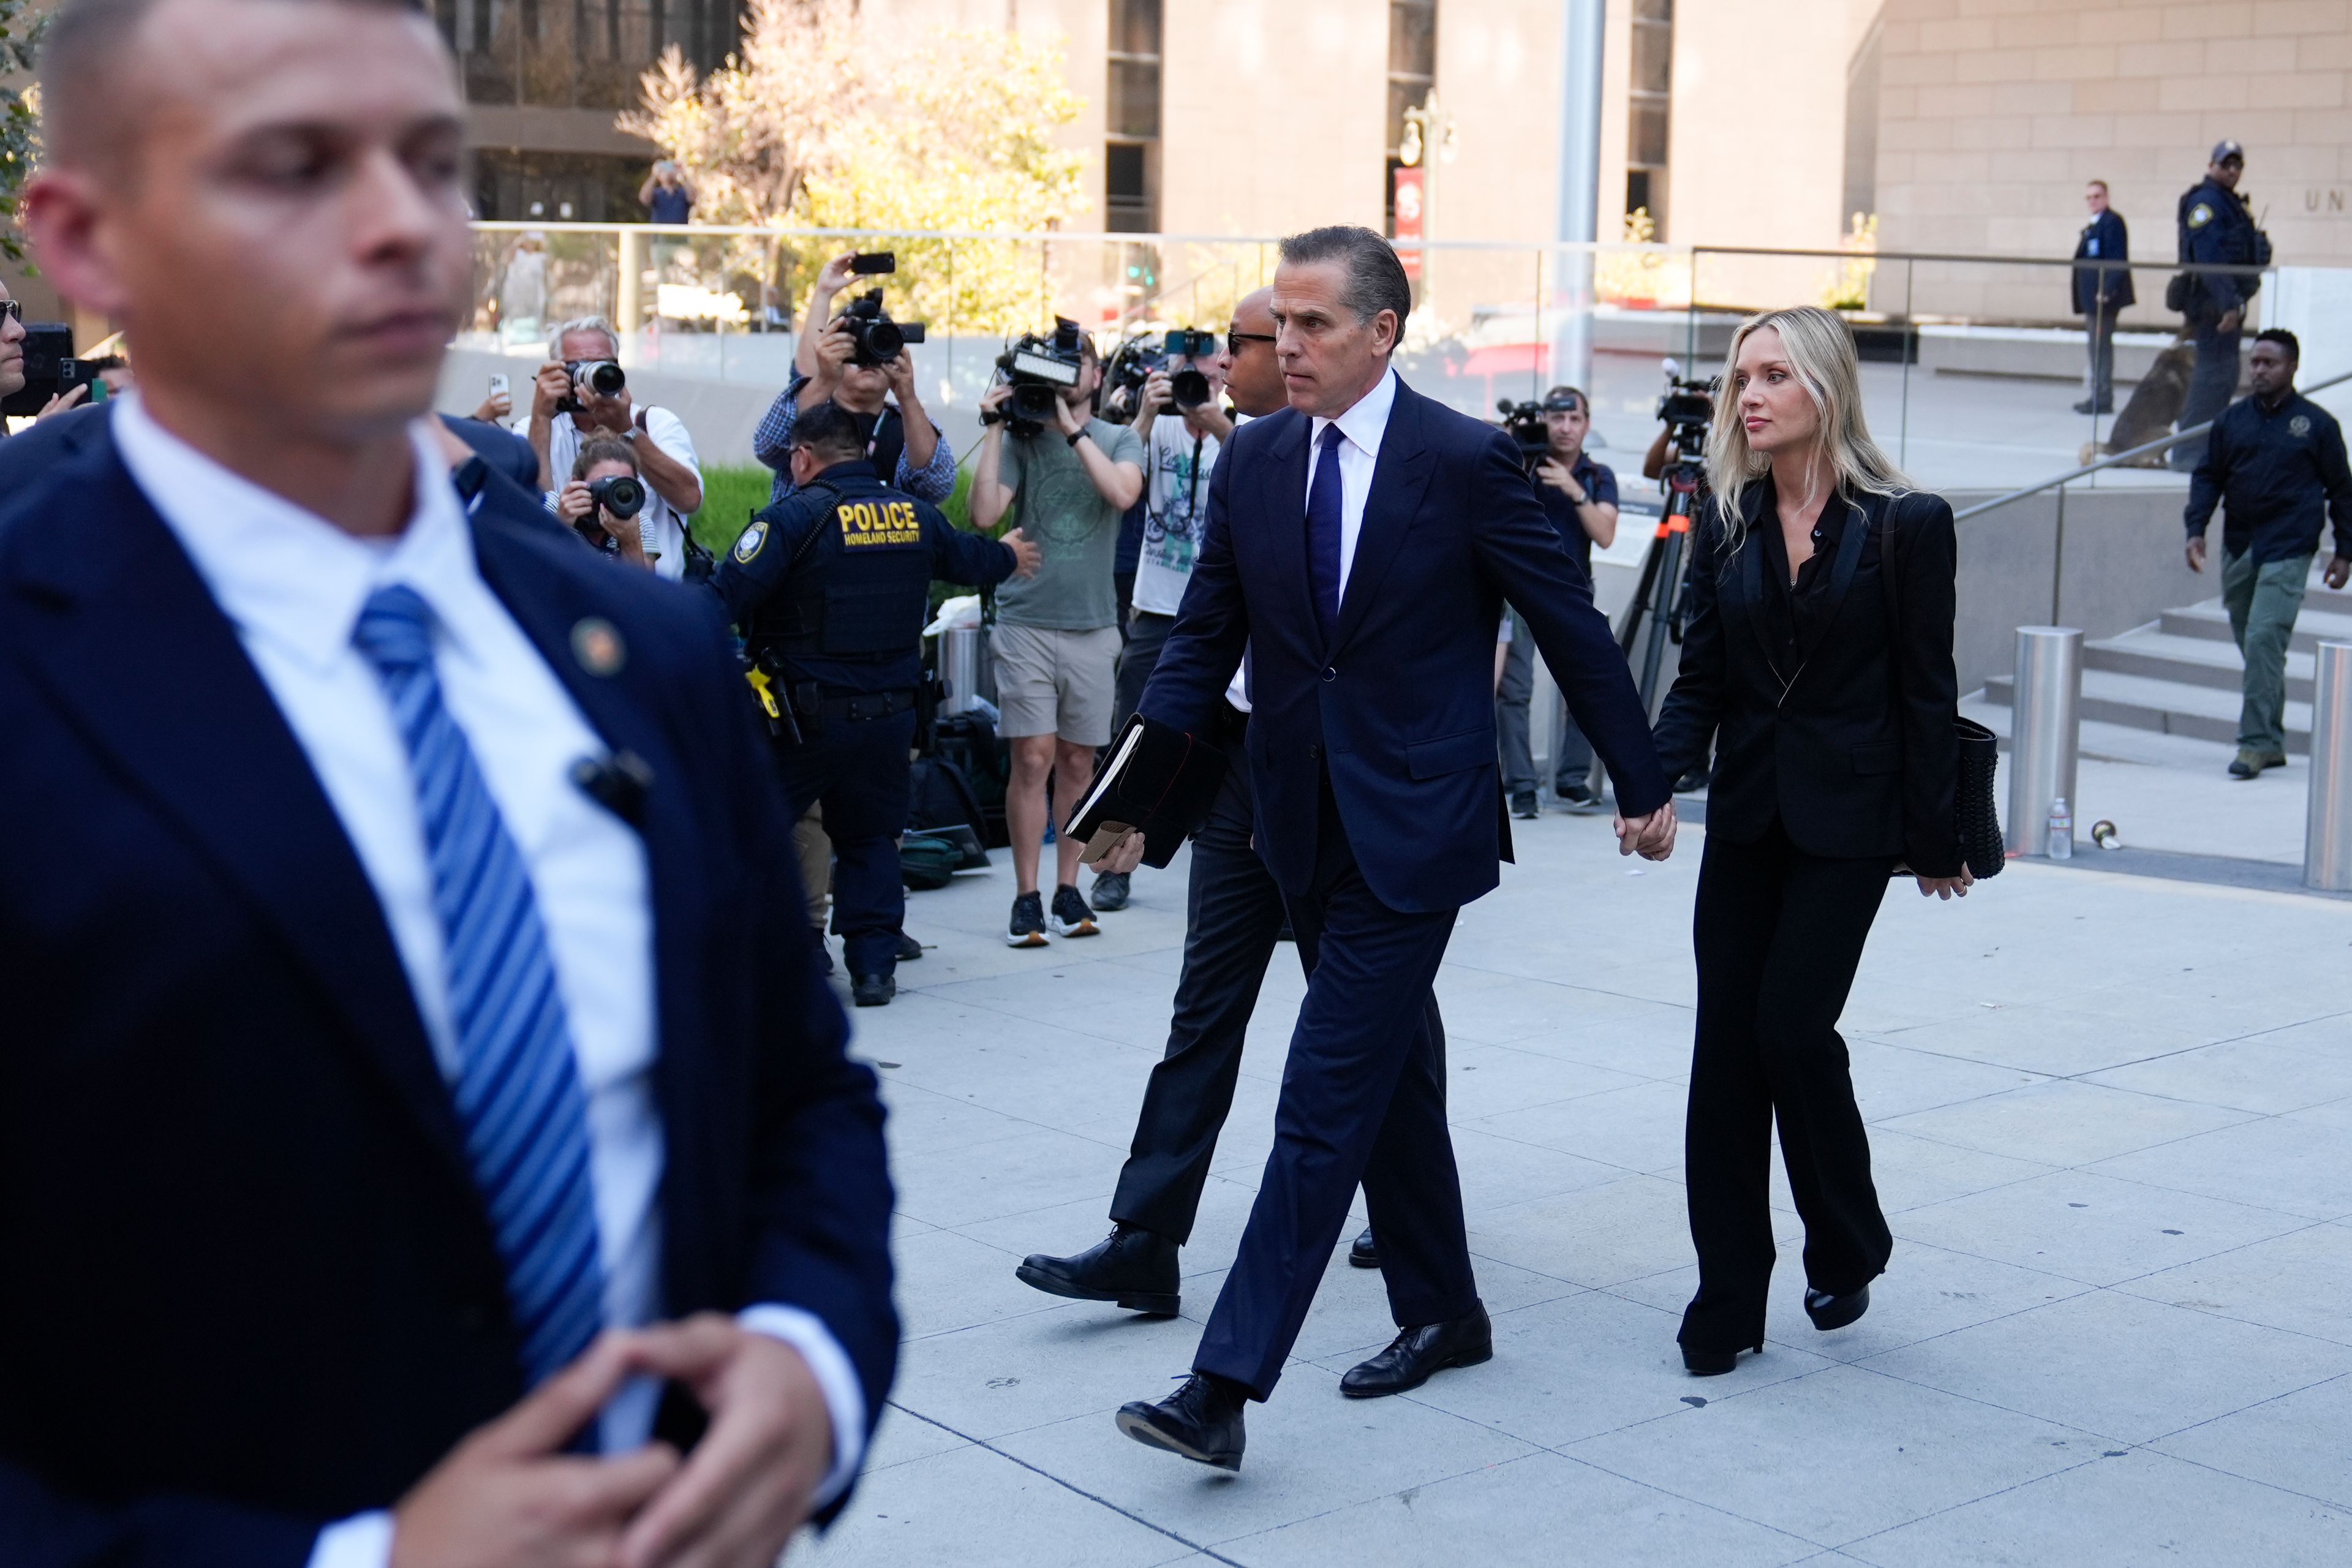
[2172,140,2268,472]
[714,401,1040,1006]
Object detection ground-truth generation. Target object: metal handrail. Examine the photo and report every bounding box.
[1953,364,2352,521]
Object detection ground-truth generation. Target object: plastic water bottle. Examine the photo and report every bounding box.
[2046,796,2073,861]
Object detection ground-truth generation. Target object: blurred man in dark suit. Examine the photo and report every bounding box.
[1,1,895,1562]
[1099,227,1675,1471]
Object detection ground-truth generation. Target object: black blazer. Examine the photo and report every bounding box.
[0,409,897,1566]
[2071,209,2134,314]
[1654,482,1961,878]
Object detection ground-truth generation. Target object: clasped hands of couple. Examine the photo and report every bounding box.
[1093,799,1679,876]
[390,1316,831,1568]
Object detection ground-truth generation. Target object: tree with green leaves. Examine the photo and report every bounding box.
[0,0,46,265]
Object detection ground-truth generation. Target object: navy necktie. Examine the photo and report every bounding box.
[352,584,606,1389]
[1305,422,1346,643]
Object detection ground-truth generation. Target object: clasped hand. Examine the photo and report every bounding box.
[389,1316,832,1568]
[1611,802,1678,862]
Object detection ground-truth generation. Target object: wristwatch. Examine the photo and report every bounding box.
[1066,428,1087,448]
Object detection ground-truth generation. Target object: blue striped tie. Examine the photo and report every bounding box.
[353,584,605,1388]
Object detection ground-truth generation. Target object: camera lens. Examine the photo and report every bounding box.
[582,362,625,397]
[590,475,647,518]
[864,319,904,361]
[1170,368,1210,409]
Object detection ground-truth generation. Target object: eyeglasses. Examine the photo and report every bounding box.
[0,301,19,323]
[1226,330,1275,356]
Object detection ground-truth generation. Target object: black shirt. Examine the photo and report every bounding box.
[2185,391,2352,565]
[1755,478,1880,676]
[1534,450,1618,578]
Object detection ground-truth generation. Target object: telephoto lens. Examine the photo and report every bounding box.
[573,360,626,398]
[1169,367,1211,409]
[586,473,647,519]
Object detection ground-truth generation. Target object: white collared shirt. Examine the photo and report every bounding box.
[108,395,862,1566]
[1302,365,1398,602]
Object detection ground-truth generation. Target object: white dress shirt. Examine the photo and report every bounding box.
[1301,365,1399,603]
[108,395,862,1566]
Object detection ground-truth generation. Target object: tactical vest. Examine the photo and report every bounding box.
[747,479,936,674]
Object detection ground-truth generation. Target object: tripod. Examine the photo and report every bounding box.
[1616,454,1705,715]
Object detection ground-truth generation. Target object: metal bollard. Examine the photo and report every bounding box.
[937,625,981,716]
[2305,641,2352,890]
[2006,627,2083,858]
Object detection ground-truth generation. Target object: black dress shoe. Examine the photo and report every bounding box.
[1348,1227,1379,1268]
[1115,1373,1246,1471]
[850,973,895,1008]
[1340,1305,1492,1398]
[1015,1224,1180,1315]
[1804,1283,1871,1332]
[1681,1340,1763,1376]
[895,931,924,962]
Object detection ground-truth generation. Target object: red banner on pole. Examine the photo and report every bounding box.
[1392,166,1425,280]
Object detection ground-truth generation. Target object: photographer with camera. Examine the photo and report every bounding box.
[755,252,952,507]
[971,323,1146,947]
[526,314,704,579]
[1495,386,1619,815]
[551,437,655,568]
[715,401,1040,1006]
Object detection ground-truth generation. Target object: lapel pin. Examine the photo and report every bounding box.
[571,617,626,677]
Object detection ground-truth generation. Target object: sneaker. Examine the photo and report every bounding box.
[1091,870,1131,911]
[851,973,895,1007]
[1509,790,1539,820]
[1006,891,1049,948]
[1556,778,1604,813]
[1050,884,1100,938]
[2230,749,2288,780]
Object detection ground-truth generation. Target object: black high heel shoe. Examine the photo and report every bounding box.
[1681,1340,1763,1377]
[1803,1283,1871,1332]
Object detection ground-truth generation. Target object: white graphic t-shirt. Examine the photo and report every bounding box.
[1131,418,1223,616]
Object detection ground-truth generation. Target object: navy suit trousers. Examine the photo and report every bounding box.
[1194,779,1476,1396]
[776,708,918,978]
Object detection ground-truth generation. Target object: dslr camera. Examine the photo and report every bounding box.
[989,317,1087,435]
[836,288,926,368]
[1099,327,1218,423]
[1161,328,1218,411]
[0,324,102,418]
[556,358,626,417]
[572,473,647,553]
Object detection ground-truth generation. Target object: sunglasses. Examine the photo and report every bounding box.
[0,301,19,323]
[1226,329,1275,356]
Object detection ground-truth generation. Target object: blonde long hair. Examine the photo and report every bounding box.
[1702,306,1909,549]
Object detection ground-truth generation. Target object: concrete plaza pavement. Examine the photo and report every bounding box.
[793,795,2352,1567]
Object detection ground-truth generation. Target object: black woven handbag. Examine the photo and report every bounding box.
[1881,497,2004,881]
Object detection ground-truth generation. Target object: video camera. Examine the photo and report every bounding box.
[1494,399,1552,466]
[1099,327,1218,423]
[556,358,626,417]
[1654,360,1717,464]
[0,324,102,418]
[837,287,926,368]
[988,317,1088,435]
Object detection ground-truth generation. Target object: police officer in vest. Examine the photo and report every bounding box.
[2173,140,2269,472]
[715,401,1041,1006]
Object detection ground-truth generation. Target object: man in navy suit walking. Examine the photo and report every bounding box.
[1104,227,1677,1469]
[1,1,893,1563]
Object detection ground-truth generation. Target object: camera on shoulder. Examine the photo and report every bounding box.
[989,317,1087,436]
[1494,398,1552,467]
[556,359,625,416]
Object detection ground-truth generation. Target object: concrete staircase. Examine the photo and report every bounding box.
[1972,563,2352,761]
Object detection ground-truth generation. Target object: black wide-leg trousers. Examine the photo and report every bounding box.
[1680,818,1894,1354]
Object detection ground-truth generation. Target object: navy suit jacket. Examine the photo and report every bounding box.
[1138,375,1670,913]
[0,409,896,1566]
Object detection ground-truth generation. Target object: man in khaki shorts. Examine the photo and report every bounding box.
[973,331,1147,946]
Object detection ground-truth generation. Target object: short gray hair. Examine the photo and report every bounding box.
[551,315,620,360]
[1276,225,1412,352]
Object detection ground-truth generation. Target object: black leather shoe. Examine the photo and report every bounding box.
[1015,1224,1180,1314]
[850,973,895,1008]
[1115,1374,1246,1471]
[895,931,924,962]
[1804,1283,1871,1332]
[1340,1305,1492,1398]
[1348,1227,1379,1268]
[1681,1340,1763,1376]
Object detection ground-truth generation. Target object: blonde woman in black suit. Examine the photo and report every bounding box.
[1653,306,1971,1376]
